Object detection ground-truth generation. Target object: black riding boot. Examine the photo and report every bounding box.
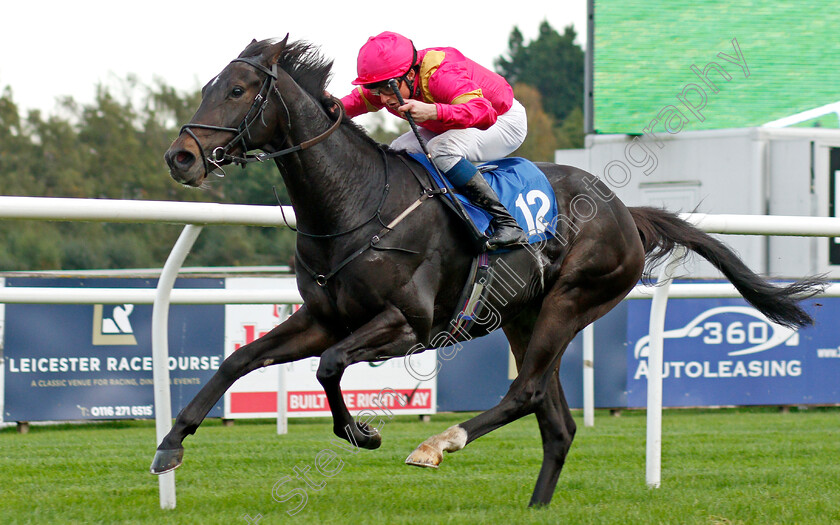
[458,172,528,250]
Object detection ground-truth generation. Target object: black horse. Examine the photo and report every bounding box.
[153,36,824,507]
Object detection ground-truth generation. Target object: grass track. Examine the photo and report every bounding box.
[1,408,839,524]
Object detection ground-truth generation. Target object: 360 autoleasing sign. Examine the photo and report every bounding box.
[627,296,840,407]
[2,277,225,421]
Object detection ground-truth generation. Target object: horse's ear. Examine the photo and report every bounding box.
[268,33,290,65]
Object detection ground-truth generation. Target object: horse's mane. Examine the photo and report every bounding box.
[238,38,383,149]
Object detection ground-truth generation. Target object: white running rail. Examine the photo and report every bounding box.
[3,197,840,498]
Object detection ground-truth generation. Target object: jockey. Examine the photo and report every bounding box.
[340,31,528,250]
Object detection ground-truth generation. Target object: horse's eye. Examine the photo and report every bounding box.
[231,86,245,98]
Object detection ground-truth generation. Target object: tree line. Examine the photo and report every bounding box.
[0,22,583,271]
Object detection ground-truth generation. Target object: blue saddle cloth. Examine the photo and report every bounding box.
[408,153,558,245]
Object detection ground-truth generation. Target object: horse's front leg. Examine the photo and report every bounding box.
[316,304,421,450]
[151,305,338,474]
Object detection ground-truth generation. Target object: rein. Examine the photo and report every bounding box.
[179,57,343,176]
[182,54,442,289]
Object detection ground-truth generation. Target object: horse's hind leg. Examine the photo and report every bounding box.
[530,372,575,506]
[505,318,577,507]
[405,277,637,502]
[150,306,337,474]
[405,303,581,470]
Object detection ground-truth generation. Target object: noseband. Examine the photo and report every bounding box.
[179,57,343,176]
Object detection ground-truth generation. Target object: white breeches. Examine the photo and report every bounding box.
[389,98,527,172]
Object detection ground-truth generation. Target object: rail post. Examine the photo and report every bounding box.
[151,224,204,509]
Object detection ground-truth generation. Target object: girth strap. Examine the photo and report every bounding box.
[448,252,492,339]
[295,151,447,288]
[296,189,437,287]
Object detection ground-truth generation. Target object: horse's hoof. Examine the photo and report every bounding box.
[363,432,382,450]
[404,443,442,468]
[356,428,381,450]
[355,422,382,450]
[150,447,184,475]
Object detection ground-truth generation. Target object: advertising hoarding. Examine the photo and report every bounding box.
[627,295,840,407]
[593,1,840,133]
[2,277,225,421]
[224,278,437,419]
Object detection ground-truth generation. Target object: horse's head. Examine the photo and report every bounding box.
[164,36,290,187]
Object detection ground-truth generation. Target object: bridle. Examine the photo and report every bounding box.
[178,54,442,291]
[178,56,343,177]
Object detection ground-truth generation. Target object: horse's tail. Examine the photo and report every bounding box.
[628,206,826,329]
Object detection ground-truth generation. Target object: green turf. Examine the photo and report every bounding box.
[1,408,839,524]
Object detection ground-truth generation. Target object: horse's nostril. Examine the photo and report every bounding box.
[167,149,195,170]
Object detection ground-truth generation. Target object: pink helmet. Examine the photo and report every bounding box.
[351,31,416,86]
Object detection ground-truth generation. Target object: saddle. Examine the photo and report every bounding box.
[405,153,559,249]
[403,153,556,339]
